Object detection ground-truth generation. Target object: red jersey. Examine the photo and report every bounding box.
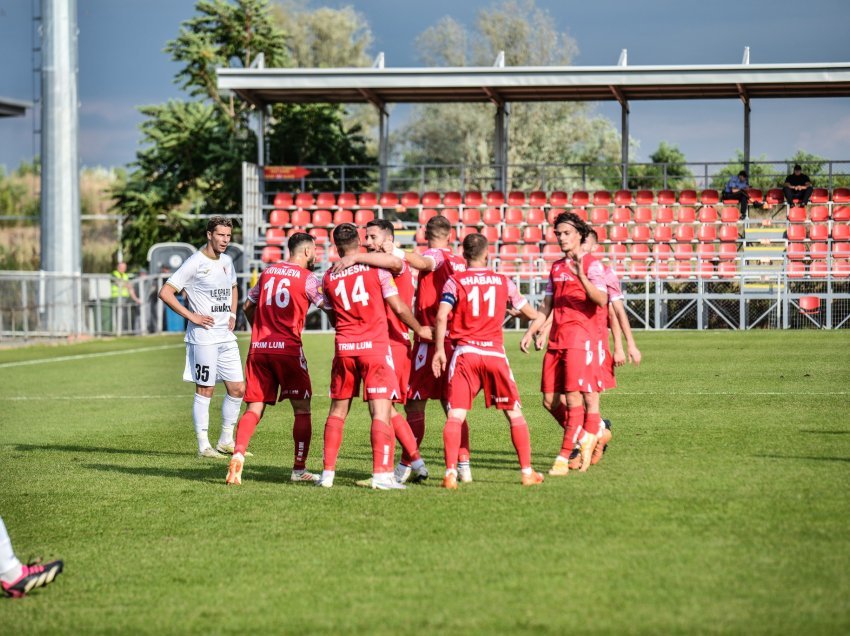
[246,263,323,356]
[545,254,607,350]
[322,264,397,357]
[414,247,467,328]
[595,265,625,338]
[387,262,415,346]
[440,268,526,353]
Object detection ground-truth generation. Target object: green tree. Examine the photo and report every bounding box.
[711,151,777,191]
[395,0,622,191]
[628,142,696,190]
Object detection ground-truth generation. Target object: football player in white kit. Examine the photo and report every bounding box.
[159,216,246,458]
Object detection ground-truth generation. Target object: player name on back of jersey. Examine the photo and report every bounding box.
[266,264,305,278]
[328,263,370,281]
[457,273,504,286]
[250,341,289,350]
[337,340,374,352]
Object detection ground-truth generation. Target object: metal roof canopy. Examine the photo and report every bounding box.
[0,96,31,118]
[217,59,850,189]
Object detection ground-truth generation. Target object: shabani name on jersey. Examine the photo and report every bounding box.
[166,250,237,345]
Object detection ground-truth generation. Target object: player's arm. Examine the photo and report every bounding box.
[518,302,546,353]
[403,250,436,272]
[520,295,552,352]
[385,295,432,342]
[572,254,607,307]
[612,299,641,365]
[331,251,403,274]
[609,303,626,366]
[431,302,452,378]
[228,284,238,331]
[159,283,214,329]
[243,299,256,325]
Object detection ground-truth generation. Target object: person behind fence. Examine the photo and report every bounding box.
[103,260,142,332]
[722,170,761,218]
[783,164,813,207]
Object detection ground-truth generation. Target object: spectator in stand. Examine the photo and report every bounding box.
[722,170,761,218]
[783,164,813,207]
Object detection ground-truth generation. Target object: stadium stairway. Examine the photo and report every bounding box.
[741,223,786,291]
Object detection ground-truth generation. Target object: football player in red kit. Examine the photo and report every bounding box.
[432,233,546,489]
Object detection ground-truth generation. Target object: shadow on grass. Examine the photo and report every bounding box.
[798,430,850,435]
[81,462,367,485]
[755,454,850,463]
[12,443,186,456]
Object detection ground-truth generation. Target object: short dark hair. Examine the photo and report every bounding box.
[287,232,314,255]
[462,232,488,261]
[585,228,599,243]
[366,218,395,238]
[738,170,748,179]
[206,215,233,234]
[553,211,590,240]
[332,223,360,250]
[425,215,452,240]
[794,164,802,171]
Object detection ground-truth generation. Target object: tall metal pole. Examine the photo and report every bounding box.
[40,0,80,334]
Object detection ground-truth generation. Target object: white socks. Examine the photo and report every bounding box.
[218,394,243,446]
[0,517,23,583]
[193,393,212,452]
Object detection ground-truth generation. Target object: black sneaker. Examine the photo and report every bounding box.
[1,560,64,598]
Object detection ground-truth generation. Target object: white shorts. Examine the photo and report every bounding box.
[182,341,244,386]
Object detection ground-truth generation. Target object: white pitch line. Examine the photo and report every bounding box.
[0,344,182,369]
[1,394,188,401]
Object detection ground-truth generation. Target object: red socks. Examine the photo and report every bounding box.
[323,416,345,470]
[583,411,602,436]
[406,410,426,448]
[370,419,395,473]
[509,416,532,470]
[292,413,311,470]
[550,402,567,429]
[459,419,471,463]
[561,406,585,456]
[443,416,463,471]
[234,411,260,456]
[392,412,421,463]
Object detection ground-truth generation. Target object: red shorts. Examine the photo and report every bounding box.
[244,352,311,404]
[446,347,521,411]
[540,346,603,394]
[601,341,616,390]
[330,353,400,401]
[407,340,454,401]
[390,342,411,404]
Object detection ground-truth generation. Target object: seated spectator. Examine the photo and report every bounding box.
[783,164,813,207]
[723,170,761,218]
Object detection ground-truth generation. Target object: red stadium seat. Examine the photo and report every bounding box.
[631,225,651,242]
[291,209,311,227]
[482,207,501,225]
[675,225,695,242]
[572,208,589,222]
[614,190,633,205]
[833,224,850,241]
[308,228,329,244]
[718,242,738,260]
[529,191,547,206]
[674,244,694,260]
[678,190,697,206]
[674,261,693,278]
[697,225,717,242]
[379,192,399,208]
[486,191,505,207]
[400,191,420,208]
[543,244,562,262]
[462,208,482,226]
[336,193,357,209]
[634,207,653,224]
[657,190,676,205]
[676,208,696,224]
[835,259,850,278]
[654,243,673,260]
[720,206,740,223]
[358,192,378,208]
[269,210,289,227]
[421,191,441,207]
[787,207,807,223]
[719,225,739,242]
[273,192,294,209]
[571,191,590,207]
[697,242,716,260]
[653,225,673,243]
[287,227,304,236]
[545,227,556,244]
[592,191,612,206]
[787,242,807,260]
[549,191,569,206]
[608,243,627,260]
[628,260,649,278]
[746,188,763,203]
[656,207,674,224]
[295,193,315,209]
[419,208,438,225]
[810,188,829,203]
[523,226,543,243]
[810,224,829,241]
[443,192,462,206]
[833,188,850,204]
[609,225,629,243]
[501,226,521,243]
[652,259,671,278]
[507,191,526,206]
[333,209,354,225]
[505,207,524,225]
[786,224,806,242]
[594,226,608,243]
[316,192,336,208]
[698,206,718,223]
[698,261,715,279]
[590,208,610,225]
[765,188,784,205]
[481,226,499,243]
[522,243,542,259]
[354,209,374,225]
[834,206,850,221]
[700,189,719,205]
[630,243,651,260]
[265,228,287,245]
[460,226,479,241]
[635,190,654,205]
[327,245,340,262]
[717,261,738,278]
[441,208,460,225]
[547,208,565,224]
[809,261,829,278]
[612,207,631,224]
[810,242,829,260]
[809,206,829,222]
[312,209,332,227]
[526,207,545,225]
[261,246,282,263]
[787,261,806,279]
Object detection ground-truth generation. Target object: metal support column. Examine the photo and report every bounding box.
[378,106,389,193]
[743,98,751,171]
[494,102,510,192]
[621,101,629,189]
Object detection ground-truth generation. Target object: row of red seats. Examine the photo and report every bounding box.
[788,206,850,222]
[269,188,850,210]
[788,261,850,278]
[787,224,850,241]
[788,242,850,259]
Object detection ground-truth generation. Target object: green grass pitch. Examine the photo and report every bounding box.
[1,330,849,634]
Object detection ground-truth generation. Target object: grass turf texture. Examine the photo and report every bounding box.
[1,331,849,634]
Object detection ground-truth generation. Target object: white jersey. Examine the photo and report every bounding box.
[166,250,238,345]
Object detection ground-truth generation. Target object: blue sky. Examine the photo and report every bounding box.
[1,0,849,171]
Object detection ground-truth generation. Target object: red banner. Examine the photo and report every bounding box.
[263,166,311,180]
